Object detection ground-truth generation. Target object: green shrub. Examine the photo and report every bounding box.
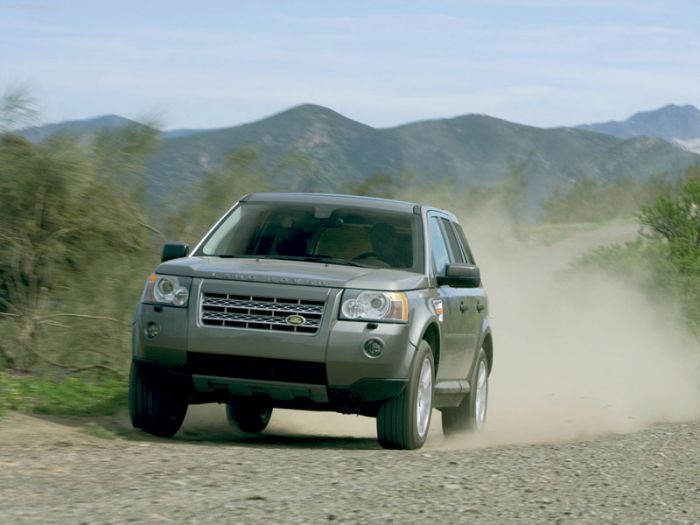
[575,169,700,342]
[0,372,127,417]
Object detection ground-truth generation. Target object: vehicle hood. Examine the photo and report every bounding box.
[157,256,429,291]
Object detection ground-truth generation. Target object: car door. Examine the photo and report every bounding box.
[450,222,488,368]
[427,214,470,380]
[447,220,485,372]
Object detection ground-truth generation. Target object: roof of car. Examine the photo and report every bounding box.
[243,192,418,213]
[242,192,459,222]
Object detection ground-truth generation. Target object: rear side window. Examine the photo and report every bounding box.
[439,218,466,264]
[428,217,451,276]
[451,222,475,264]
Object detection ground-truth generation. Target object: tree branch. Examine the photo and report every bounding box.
[0,339,16,368]
[41,320,70,328]
[37,313,129,326]
[0,295,26,318]
[26,346,124,377]
[62,364,124,376]
[137,220,163,239]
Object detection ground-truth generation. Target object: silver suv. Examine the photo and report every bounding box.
[129,193,493,449]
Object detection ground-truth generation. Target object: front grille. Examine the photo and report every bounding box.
[187,353,327,385]
[200,292,325,334]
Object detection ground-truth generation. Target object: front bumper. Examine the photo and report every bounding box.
[132,357,407,415]
[132,279,416,413]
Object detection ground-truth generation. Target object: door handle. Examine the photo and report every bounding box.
[476,302,485,313]
[459,302,469,313]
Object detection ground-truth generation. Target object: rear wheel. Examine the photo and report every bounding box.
[376,340,434,450]
[129,362,188,438]
[226,400,273,434]
[441,348,489,436]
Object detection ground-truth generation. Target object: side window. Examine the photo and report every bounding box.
[428,217,450,276]
[439,218,466,264]
[451,223,475,264]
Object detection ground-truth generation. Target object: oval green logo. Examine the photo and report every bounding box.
[286,315,306,326]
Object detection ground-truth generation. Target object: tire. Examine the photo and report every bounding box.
[441,348,489,436]
[129,362,187,438]
[376,340,434,450]
[226,400,273,434]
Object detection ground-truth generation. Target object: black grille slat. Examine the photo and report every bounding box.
[201,292,325,334]
[187,353,327,384]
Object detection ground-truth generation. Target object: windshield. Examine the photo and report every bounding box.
[196,202,424,272]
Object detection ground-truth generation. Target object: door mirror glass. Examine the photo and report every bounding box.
[437,263,480,288]
[162,243,190,262]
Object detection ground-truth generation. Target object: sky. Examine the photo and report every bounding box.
[1,0,699,130]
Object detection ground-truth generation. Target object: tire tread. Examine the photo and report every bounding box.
[376,340,433,450]
[128,362,186,438]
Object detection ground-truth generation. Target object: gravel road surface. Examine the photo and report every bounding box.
[1,410,699,524]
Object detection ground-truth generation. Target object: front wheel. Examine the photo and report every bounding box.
[226,400,273,434]
[129,362,188,438]
[441,348,489,436]
[376,340,434,450]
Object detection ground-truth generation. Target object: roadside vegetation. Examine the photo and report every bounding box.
[0,90,157,417]
[576,166,700,342]
[0,372,127,418]
[0,89,698,419]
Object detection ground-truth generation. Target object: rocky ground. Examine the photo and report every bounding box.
[1,409,698,524]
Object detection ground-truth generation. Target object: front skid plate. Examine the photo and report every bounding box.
[192,375,329,403]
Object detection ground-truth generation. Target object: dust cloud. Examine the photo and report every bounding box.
[180,214,700,449]
[439,214,700,449]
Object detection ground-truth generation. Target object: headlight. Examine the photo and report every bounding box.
[143,274,190,307]
[340,290,408,323]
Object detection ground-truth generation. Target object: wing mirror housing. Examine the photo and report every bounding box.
[437,263,481,288]
[161,243,190,262]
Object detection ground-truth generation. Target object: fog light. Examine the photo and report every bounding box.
[145,321,161,339]
[363,338,384,359]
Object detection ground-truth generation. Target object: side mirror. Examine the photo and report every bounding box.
[161,243,190,262]
[437,263,481,288]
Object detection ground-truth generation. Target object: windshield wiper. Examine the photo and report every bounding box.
[212,254,366,267]
[263,255,367,267]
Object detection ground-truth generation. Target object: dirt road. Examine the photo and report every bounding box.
[2,220,699,524]
[1,412,699,524]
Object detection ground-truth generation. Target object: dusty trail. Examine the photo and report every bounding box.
[1,413,699,524]
[178,219,700,448]
[2,220,700,524]
[465,219,700,447]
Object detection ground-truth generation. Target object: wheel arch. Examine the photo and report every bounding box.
[420,322,441,373]
[479,329,494,373]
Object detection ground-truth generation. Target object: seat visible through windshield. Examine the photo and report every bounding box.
[199,203,421,271]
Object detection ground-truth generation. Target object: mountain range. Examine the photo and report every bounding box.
[577,104,700,153]
[18,104,700,208]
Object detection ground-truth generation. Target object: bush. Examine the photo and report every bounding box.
[576,167,700,341]
[0,372,127,417]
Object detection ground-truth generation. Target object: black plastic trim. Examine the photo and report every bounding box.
[187,352,328,385]
[328,379,407,404]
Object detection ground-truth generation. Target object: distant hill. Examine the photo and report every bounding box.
[145,103,699,202]
[20,115,205,142]
[145,104,403,193]
[22,104,700,211]
[20,114,139,143]
[161,128,208,139]
[577,104,700,153]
